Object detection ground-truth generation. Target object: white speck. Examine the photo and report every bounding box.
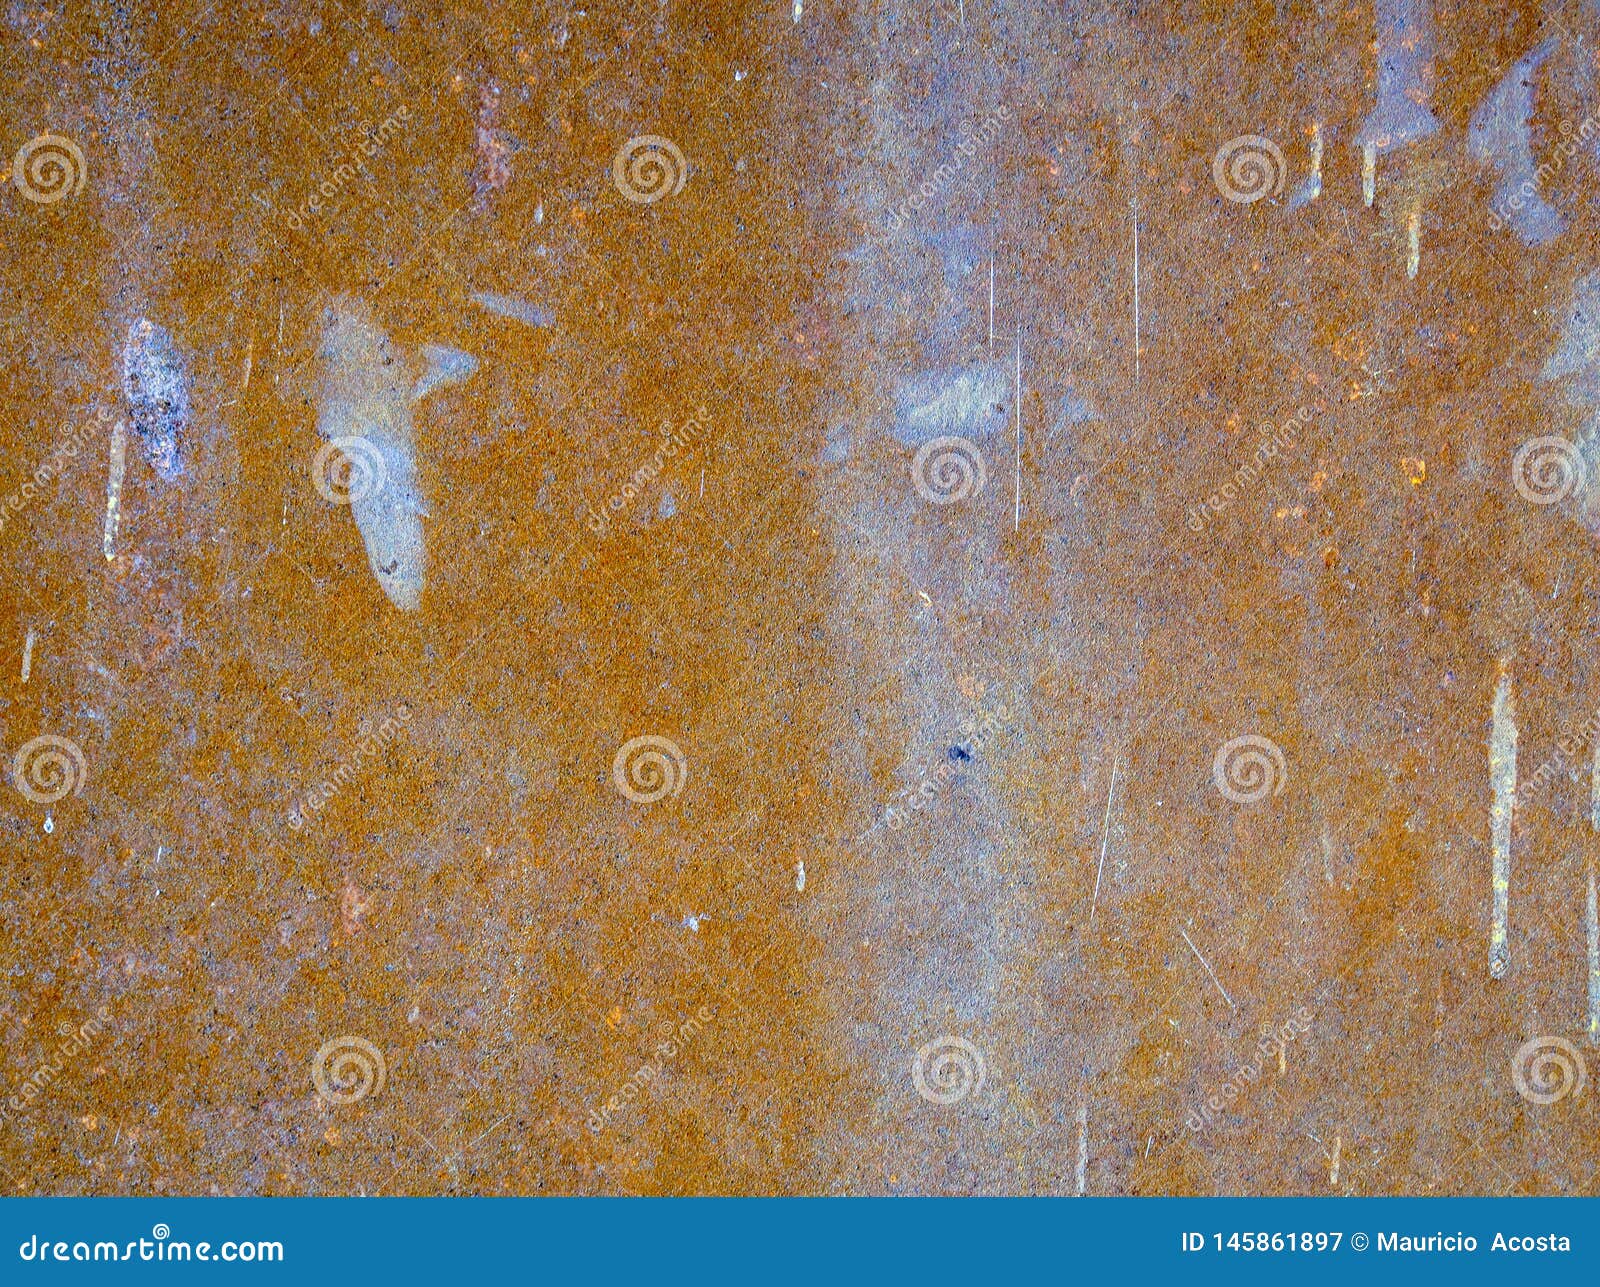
[796,860,806,892]
[43,814,53,834]
[734,68,746,82]
[793,0,802,22]
[534,203,544,225]
[682,913,703,933]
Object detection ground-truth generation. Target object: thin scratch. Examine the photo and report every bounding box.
[1090,754,1119,926]
[19,627,35,684]
[1179,926,1235,1010]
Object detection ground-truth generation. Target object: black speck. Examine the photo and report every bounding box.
[947,745,972,762]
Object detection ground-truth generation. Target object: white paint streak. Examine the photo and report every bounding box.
[20,627,35,684]
[1588,860,1599,1045]
[1488,664,1516,979]
[102,419,127,562]
[1013,328,1022,532]
[1075,1099,1088,1195]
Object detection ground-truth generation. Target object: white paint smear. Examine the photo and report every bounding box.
[316,297,478,612]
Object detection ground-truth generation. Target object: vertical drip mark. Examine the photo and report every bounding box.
[1362,143,1377,207]
[1131,197,1140,386]
[1588,861,1599,1045]
[19,627,35,684]
[1075,1098,1088,1195]
[1406,204,1421,280]
[1488,663,1516,979]
[1013,328,1022,532]
[102,419,128,563]
[988,258,994,351]
[1330,1133,1342,1187]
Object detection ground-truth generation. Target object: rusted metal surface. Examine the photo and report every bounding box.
[0,0,1598,1195]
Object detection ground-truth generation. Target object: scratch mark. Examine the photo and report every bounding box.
[1179,926,1235,1010]
[19,627,35,684]
[1090,754,1119,926]
[1330,1133,1342,1186]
